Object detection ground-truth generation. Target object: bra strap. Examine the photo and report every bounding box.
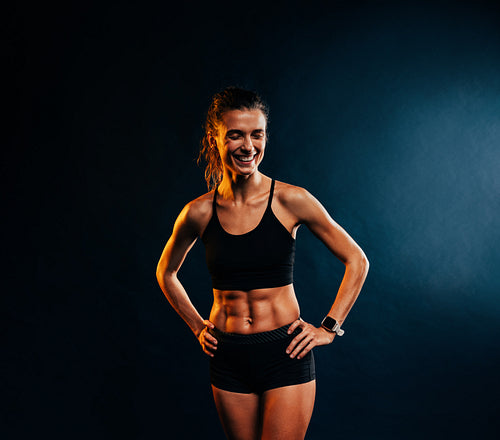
[213,185,219,210]
[267,179,275,208]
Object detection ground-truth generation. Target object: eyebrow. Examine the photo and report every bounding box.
[226,129,265,136]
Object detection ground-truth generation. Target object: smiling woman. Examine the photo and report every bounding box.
[156,86,369,440]
[198,87,271,190]
[214,109,267,177]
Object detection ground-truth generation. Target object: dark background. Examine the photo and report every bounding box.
[3,1,500,439]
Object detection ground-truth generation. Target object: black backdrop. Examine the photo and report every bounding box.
[4,1,500,439]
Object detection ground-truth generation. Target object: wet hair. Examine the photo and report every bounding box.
[198,86,269,190]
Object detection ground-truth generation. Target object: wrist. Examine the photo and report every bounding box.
[319,326,336,342]
[320,316,345,336]
[193,322,205,339]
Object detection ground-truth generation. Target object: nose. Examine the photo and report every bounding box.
[241,135,253,151]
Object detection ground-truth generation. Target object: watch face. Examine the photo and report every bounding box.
[322,316,336,330]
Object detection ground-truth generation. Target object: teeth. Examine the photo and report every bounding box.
[235,155,254,162]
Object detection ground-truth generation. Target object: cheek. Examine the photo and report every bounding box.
[219,146,235,163]
[224,141,242,156]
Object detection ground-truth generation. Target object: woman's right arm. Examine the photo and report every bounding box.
[155,201,218,356]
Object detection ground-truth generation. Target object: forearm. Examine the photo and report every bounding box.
[327,253,369,325]
[156,270,206,338]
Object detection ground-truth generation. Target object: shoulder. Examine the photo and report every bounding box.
[176,190,215,236]
[184,191,214,219]
[274,180,316,209]
[274,180,329,224]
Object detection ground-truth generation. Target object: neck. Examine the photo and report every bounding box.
[218,171,266,203]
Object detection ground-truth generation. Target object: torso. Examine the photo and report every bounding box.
[210,285,300,334]
[193,176,302,334]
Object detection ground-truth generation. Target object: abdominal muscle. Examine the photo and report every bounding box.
[209,284,300,334]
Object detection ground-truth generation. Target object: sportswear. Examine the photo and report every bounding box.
[201,179,295,291]
[208,323,316,393]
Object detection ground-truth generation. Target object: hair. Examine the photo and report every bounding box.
[198,86,270,190]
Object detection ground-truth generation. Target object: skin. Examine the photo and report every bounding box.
[156,108,369,439]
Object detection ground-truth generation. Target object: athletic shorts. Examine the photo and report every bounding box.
[208,323,316,394]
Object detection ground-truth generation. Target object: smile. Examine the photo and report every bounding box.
[233,154,256,163]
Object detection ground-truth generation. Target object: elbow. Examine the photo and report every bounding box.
[347,249,369,277]
[155,263,165,284]
[358,251,369,278]
[361,254,369,275]
[155,269,163,286]
[359,248,369,268]
[156,263,176,286]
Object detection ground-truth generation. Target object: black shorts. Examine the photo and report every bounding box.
[208,323,316,394]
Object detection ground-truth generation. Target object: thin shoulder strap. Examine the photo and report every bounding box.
[213,185,218,210]
[267,179,275,208]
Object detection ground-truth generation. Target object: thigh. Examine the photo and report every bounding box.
[260,381,316,440]
[212,385,260,440]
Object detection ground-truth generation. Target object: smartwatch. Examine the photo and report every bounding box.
[321,316,345,336]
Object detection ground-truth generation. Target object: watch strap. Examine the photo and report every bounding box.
[321,316,345,336]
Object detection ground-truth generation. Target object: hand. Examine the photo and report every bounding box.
[286,318,335,359]
[198,319,218,357]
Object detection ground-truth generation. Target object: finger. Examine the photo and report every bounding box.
[204,345,217,353]
[198,329,217,349]
[296,341,315,360]
[204,332,218,345]
[287,318,303,334]
[203,319,215,329]
[286,332,308,354]
[203,347,215,357]
[291,336,315,359]
[202,341,217,355]
[290,334,314,358]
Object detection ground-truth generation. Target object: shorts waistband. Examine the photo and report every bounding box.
[209,323,301,344]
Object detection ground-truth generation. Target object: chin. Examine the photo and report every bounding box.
[231,161,259,174]
[237,167,257,176]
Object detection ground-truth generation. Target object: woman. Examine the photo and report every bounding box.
[156,86,369,440]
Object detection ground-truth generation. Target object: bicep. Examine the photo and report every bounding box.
[157,206,200,276]
[295,190,364,264]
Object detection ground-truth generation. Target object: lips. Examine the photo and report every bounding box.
[233,154,256,164]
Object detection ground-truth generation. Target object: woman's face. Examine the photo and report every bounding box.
[214,108,267,178]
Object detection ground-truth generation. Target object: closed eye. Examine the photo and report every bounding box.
[226,130,243,140]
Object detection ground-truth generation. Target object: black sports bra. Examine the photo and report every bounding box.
[201,179,296,291]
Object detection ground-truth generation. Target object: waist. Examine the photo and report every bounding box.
[210,285,300,334]
[209,322,302,344]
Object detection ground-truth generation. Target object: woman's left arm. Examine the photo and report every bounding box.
[283,186,369,359]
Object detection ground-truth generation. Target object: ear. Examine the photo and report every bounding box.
[208,132,217,149]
